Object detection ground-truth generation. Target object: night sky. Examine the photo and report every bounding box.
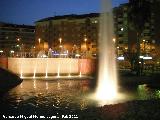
[0,0,128,25]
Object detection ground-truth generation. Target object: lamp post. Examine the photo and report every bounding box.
[59,38,62,45]
[113,38,116,43]
[59,38,62,57]
[38,38,41,44]
[84,38,87,50]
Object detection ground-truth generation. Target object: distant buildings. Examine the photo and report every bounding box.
[35,13,99,55]
[0,22,35,56]
[0,0,159,59]
[35,0,160,59]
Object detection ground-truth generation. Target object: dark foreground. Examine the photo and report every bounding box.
[83,99,160,120]
[0,72,160,120]
[1,99,160,120]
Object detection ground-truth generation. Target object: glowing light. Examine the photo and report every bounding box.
[38,38,41,44]
[57,82,61,90]
[121,28,124,31]
[45,59,48,78]
[96,75,117,100]
[96,0,118,102]
[33,66,36,78]
[33,80,36,89]
[117,56,124,60]
[79,63,82,77]
[113,38,116,43]
[46,82,48,90]
[45,74,48,78]
[139,56,144,59]
[20,70,23,78]
[0,50,3,53]
[143,56,152,60]
[84,38,87,42]
[140,56,152,60]
[68,62,71,78]
[75,54,81,57]
[41,54,47,58]
[10,50,14,53]
[57,64,60,77]
[68,74,71,78]
[59,38,62,44]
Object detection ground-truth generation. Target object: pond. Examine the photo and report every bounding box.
[1,79,160,117]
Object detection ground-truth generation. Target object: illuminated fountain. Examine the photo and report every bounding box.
[68,61,72,78]
[79,62,82,77]
[95,0,118,101]
[57,62,60,78]
[45,58,48,78]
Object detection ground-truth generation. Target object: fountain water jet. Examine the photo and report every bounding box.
[79,62,82,77]
[20,69,23,78]
[33,68,36,78]
[95,0,118,101]
[45,59,48,78]
[57,63,60,78]
[68,61,72,77]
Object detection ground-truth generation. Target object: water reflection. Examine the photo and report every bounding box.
[1,80,160,112]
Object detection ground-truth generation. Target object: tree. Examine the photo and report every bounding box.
[128,0,151,75]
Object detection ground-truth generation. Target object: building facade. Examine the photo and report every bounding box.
[0,22,35,56]
[128,0,160,57]
[35,0,160,60]
[35,13,99,56]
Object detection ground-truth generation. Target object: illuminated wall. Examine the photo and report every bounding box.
[8,58,96,76]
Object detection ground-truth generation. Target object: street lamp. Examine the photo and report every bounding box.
[59,38,62,44]
[17,38,20,42]
[84,38,87,50]
[38,38,41,44]
[113,38,116,43]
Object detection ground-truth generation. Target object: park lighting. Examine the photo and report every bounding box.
[139,55,152,60]
[17,38,20,41]
[38,38,41,44]
[84,38,87,50]
[75,54,81,57]
[0,50,3,53]
[113,38,116,43]
[143,56,152,60]
[59,38,62,44]
[84,38,87,42]
[10,50,14,53]
[139,56,144,59]
[121,28,124,31]
[143,39,145,42]
[117,56,124,60]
